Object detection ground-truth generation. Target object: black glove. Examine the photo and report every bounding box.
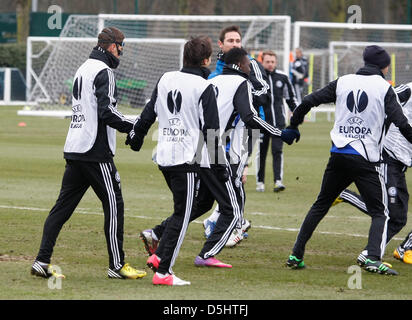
[211,164,230,182]
[125,130,144,151]
[280,126,300,145]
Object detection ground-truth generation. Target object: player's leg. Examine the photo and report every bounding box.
[141,176,215,256]
[338,163,407,243]
[195,168,241,266]
[355,162,389,261]
[354,161,398,275]
[195,178,220,239]
[384,160,410,263]
[337,189,369,214]
[256,132,269,192]
[400,231,412,249]
[89,161,146,279]
[154,170,196,284]
[288,154,352,268]
[226,161,250,247]
[395,230,412,264]
[294,84,303,104]
[202,204,221,238]
[272,136,285,192]
[384,160,408,243]
[32,160,89,278]
[140,223,163,257]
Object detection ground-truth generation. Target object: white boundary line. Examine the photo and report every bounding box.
[0,204,405,241]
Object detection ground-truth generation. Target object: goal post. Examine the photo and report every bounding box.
[26,36,185,113]
[96,14,292,73]
[293,21,412,50]
[293,21,412,93]
[329,41,412,85]
[25,14,291,116]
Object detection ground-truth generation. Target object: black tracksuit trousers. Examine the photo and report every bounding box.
[36,159,125,270]
[340,151,409,245]
[153,166,242,264]
[155,170,198,275]
[292,153,389,261]
[257,133,284,183]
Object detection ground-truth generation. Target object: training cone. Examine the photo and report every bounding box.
[18,122,27,127]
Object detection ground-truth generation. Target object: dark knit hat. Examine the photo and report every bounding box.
[363,45,391,69]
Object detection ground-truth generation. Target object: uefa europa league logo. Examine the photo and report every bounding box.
[346,90,368,114]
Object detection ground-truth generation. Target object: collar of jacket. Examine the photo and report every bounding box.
[217,50,225,61]
[89,46,120,69]
[356,64,385,78]
[265,68,277,75]
[222,64,249,79]
[181,66,211,80]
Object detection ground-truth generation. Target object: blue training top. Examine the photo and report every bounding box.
[330,143,360,155]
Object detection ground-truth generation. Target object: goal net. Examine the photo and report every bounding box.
[293,22,412,94]
[24,14,291,115]
[26,36,185,114]
[329,41,412,86]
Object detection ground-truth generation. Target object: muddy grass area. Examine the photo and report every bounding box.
[0,254,34,262]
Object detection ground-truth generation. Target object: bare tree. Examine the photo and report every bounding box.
[16,0,31,43]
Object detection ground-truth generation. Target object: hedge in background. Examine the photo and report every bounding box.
[0,43,26,74]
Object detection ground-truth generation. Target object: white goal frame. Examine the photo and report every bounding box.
[22,15,291,117]
[97,14,292,73]
[293,21,412,50]
[328,41,412,82]
[292,22,412,122]
[26,36,185,106]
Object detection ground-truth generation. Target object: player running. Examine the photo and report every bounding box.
[138,48,300,268]
[334,83,412,265]
[286,45,412,276]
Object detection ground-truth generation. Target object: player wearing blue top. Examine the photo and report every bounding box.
[204,25,269,247]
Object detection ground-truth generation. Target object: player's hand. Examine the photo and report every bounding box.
[125,130,144,151]
[281,126,300,145]
[125,129,134,145]
[241,166,248,184]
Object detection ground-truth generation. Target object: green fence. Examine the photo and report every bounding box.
[0,13,16,43]
[0,12,71,43]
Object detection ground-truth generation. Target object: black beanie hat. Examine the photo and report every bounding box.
[363,45,391,69]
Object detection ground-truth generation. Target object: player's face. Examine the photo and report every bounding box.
[108,42,123,58]
[219,31,242,53]
[262,54,277,72]
[239,55,251,76]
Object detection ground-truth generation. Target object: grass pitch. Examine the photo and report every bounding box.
[1,105,412,301]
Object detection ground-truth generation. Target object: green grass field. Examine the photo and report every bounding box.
[1,105,412,301]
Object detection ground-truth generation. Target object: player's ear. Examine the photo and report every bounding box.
[218,40,223,50]
[106,43,115,54]
[202,57,211,67]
